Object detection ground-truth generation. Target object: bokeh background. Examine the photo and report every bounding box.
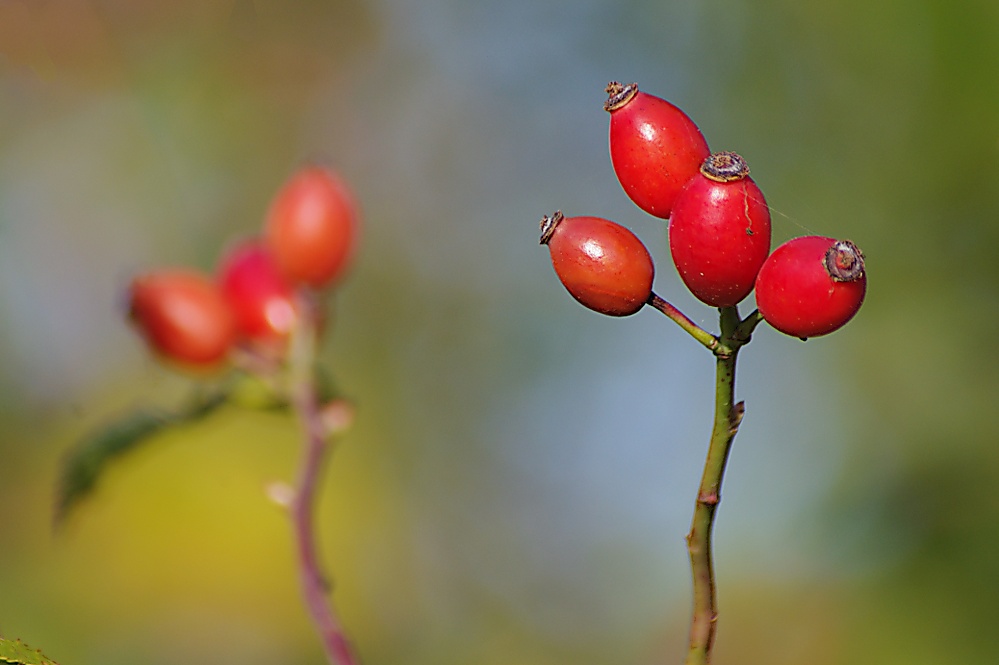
[2,1,998,664]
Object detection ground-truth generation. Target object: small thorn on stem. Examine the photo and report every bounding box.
[320,399,356,437]
[265,481,296,509]
[728,402,746,434]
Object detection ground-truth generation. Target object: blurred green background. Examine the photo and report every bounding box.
[2,1,998,664]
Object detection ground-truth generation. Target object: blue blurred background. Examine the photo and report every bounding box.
[2,1,998,664]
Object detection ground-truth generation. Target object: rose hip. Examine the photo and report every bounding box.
[218,238,298,345]
[264,165,360,289]
[540,211,654,317]
[128,269,235,367]
[668,152,772,307]
[605,81,710,220]
[754,236,866,339]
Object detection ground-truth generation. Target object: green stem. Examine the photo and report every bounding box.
[287,296,359,665]
[684,306,749,665]
[731,309,764,344]
[647,293,720,352]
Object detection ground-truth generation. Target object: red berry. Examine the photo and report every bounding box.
[668,152,772,307]
[264,165,360,289]
[218,238,298,345]
[540,211,654,317]
[128,269,235,367]
[605,81,710,220]
[754,236,867,339]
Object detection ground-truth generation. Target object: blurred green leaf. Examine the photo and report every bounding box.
[54,388,229,525]
[0,638,59,665]
[225,371,289,411]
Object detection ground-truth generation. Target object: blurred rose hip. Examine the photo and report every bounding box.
[264,165,360,289]
[128,269,235,367]
[218,238,298,345]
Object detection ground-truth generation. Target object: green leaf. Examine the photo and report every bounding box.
[54,388,229,525]
[0,638,60,665]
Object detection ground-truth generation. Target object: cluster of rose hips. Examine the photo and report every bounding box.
[128,165,360,368]
[541,81,866,338]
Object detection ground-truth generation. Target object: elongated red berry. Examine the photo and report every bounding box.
[755,236,866,339]
[218,238,298,344]
[264,165,360,289]
[128,269,235,367]
[540,211,654,316]
[605,81,710,219]
[668,152,771,307]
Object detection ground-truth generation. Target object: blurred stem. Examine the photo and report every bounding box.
[684,306,753,665]
[287,296,359,665]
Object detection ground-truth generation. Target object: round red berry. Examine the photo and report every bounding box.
[540,211,654,317]
[128,269,235,367]
[605,81,710,220]
[755,236,866,339]
[218,238,298,345]
[264,165,360,289]
[668,152,772,307]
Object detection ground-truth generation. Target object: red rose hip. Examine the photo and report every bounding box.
[754,236,866,339]
[264,165,360,289]
[128,269,235,367]
[668,152,772,307]
[605,81,710,220]
[540,211,654,317]
[218,238,298,344]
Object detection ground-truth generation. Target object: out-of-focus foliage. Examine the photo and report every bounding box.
[0,638,60,665]
[56,382,236,524]
[1,1,998,664]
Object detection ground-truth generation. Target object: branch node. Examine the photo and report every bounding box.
[697,491,720,506]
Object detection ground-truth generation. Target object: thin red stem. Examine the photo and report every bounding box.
[288,297,359,665]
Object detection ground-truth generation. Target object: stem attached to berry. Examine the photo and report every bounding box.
[287,295,359,665]
[646,292,719,351]
[730,309,764,344]
[684,306,754,665]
